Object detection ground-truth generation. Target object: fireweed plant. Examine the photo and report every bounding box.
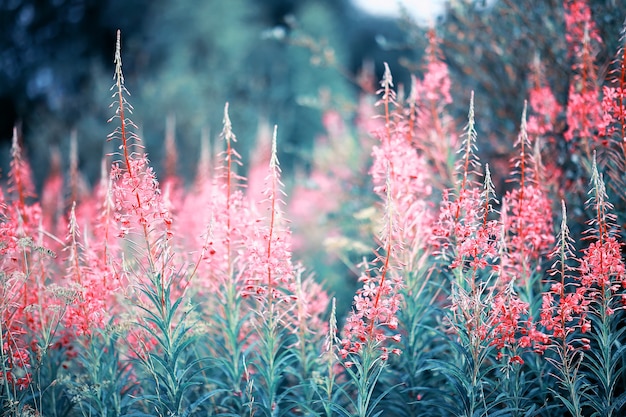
[2,2,626,416]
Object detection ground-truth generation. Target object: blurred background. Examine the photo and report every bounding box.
[0,0,413,185]
[0,0,623,187]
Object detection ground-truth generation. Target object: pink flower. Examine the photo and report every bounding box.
[562,0,603,154]
[489,290,529,351]
[240,125,321,338]
[527,57,563,141]
[536,201,587,351]
[580,237,625,290]
[433,186,499,273]
[8,128,36,216]
[501,185,554,281]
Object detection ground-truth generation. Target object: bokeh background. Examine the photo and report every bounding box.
[0,0,410,184]
[1,0,624,185]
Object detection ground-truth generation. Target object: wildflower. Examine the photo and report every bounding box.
[8,127,37,217]
[341,222,403,357]
[108,30,172,261]
[241,126,297,308]
[501,102,554,284]
[580,237,625,290]
[563,0,603,157]
[537,201,587,352]
[527,56,563,139]
[16,375,32,390]
[579,158,626,296]
[62,203,115,336]
[409,29,458,186]
[489,288,530,352]
[433,170,500,274]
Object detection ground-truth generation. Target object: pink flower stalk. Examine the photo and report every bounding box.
[539,160,625,355]
[527,56,563,141]
[107,31,173,275]
[579,160,626,301]
[340,256,403,360]
[213,103,248,272]
[455,92,482,194]
[415,29,452,105]
[563,0,602,58]
[580,237,625,293]
[537,201,589,356]
[370,121,432,203]
[563,0,603,157]
[62,203,119,336]
[489,286,530,362]
[434,187,500,272]
[376,62,398,140]
[110,156,172,242]
[341,63,449,359]
[433,95,536,363]
[8,127,37,219]
[1,129,52,338]
[500,184,554,281]
[370,64,434,260]
[0,208,59,393]
[409,29,458,186]
[433,94,499,275]
[181,104,256,294]
[293,273,329,339]
[370,131,433,253]
[341,172,403,360]
[527,85,562,138]
[71,157,125,320]
[598,39,626,160]
[540,284,589,339]
[501,103,554,283]
[82,155,122,267]
[242,126,297,308]
[599,85,626,142]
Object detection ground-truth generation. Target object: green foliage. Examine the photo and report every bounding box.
[128,274,218,416]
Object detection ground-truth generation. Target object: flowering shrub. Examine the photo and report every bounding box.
[2,2,626,416]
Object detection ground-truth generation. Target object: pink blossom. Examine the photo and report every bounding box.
[562,0,603,154]
[580,237,625,290]
[489,291,530,351]
[599,86,626,141]
[241,126,301,316]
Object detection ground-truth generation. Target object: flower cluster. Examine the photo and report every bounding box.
[599,85,626,139]
[434,186,500,271]
[340,257,403,361]
[563,0,603,155]
[539,203,590,351]
[580,237,625,294]
[1,342,32,391]
[489,288,530,361]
